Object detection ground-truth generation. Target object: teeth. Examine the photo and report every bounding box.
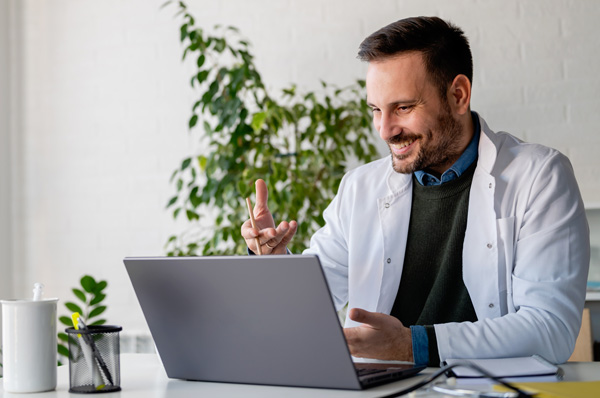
[391,139,415,149]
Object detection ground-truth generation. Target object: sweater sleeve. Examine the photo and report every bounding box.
[425,325,440,366]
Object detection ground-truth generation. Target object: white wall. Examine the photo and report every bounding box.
[0,0,10,347]
[1,0,23,346]
[5,0,600,336]
[1,0,11,296]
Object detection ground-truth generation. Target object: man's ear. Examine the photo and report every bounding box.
[448,74,471,115]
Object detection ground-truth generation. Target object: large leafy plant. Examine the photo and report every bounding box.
[164,1,379,256]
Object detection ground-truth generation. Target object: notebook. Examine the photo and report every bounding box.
[124,255,425,390]
[444,356,561,384]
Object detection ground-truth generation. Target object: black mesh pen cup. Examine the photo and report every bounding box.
[65,325,123,393]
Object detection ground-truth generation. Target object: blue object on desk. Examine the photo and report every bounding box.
[587,281,600,290]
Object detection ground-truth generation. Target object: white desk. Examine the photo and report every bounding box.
[2,354,600,397]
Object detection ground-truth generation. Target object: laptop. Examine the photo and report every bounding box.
[123,255,425,390]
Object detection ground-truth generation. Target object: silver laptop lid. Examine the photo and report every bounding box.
[124,255,362,390]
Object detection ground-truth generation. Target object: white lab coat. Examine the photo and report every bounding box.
[304,114,590,364]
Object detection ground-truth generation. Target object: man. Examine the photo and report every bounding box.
[241,17,589,366]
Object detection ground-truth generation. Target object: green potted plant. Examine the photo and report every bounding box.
[57,275,108,364]
[164,1,379,256]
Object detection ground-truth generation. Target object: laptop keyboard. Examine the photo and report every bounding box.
[356,367,390,377]
[355,363,426,387]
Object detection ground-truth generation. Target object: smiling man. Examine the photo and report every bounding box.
[241,17,590,366]
[367,52,470,177]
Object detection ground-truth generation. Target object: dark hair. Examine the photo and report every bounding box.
[358,17,473,99]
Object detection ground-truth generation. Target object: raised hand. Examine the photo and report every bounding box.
[241,179,298,255]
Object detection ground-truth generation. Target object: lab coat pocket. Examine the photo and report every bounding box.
[497,217,515,314]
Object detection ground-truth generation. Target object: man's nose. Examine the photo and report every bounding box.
[378,112,399,142]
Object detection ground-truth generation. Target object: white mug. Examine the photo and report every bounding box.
[1,298,58,393]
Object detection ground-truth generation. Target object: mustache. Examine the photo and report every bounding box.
[387,132,422,145]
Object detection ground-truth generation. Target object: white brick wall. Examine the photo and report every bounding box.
[4,0,600,335]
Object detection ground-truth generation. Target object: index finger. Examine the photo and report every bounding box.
[348,308,381,328]
[254,179,269,213]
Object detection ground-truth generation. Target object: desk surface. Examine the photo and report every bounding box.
[2,354,599,397]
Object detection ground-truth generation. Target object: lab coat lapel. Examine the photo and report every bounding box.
[463,116,502,319]
[375,169,412,314]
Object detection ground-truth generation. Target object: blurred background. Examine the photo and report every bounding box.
[1,0,599,352]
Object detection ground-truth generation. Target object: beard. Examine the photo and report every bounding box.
[388,103,465,175]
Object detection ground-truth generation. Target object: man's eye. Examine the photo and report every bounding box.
[397,106,412,112]
[371,108,381,113]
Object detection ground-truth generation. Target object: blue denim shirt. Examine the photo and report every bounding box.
[410,112,480,366]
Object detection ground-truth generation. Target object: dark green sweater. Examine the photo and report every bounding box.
[390,161,478,366]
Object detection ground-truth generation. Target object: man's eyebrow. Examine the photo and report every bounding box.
[366,99,419,108]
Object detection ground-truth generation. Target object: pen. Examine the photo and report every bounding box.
[77,317,114,386]
[72,313,105,389]
[246,197,263,255]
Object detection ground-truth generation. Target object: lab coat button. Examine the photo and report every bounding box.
[489,183,492,189]
[489,303,494,308]
[487,243,492,249]
[385,203,390,208]
[386,258,391,264]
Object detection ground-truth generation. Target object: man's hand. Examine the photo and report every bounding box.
[241,179,297,255]
[343,308,413,361]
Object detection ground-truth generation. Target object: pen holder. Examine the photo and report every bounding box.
[65,325,123,393]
